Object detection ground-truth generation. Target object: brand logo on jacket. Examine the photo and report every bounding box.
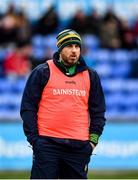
[65,80,76,85]
[53,88,86,96]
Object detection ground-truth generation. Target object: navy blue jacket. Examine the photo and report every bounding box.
[20,52,106,145]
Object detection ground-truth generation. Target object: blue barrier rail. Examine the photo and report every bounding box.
[0,122,138,170]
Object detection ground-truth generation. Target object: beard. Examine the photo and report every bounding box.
[60,53,80,66]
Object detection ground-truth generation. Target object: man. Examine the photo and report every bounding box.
[20,29,106,179]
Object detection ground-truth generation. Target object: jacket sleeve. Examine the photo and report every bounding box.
[20,63,49,145]
[88,69,106,145]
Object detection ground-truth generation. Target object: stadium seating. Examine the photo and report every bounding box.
[0,34,138,121]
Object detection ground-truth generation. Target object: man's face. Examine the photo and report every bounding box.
[60,44,81,66]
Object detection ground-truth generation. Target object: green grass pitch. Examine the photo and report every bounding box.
[0,170,138,179]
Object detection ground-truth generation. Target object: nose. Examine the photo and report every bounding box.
[71,45,77,52]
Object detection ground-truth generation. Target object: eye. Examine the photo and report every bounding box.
[67,44,72,47]
[75,44,79,48]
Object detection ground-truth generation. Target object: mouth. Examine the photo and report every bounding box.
[70,55,77,58]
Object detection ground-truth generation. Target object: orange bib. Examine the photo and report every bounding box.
[37,60,90,140]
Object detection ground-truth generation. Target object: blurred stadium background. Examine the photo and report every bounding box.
[0,0,138,179]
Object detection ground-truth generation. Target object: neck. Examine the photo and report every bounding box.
[59,57,77,75]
